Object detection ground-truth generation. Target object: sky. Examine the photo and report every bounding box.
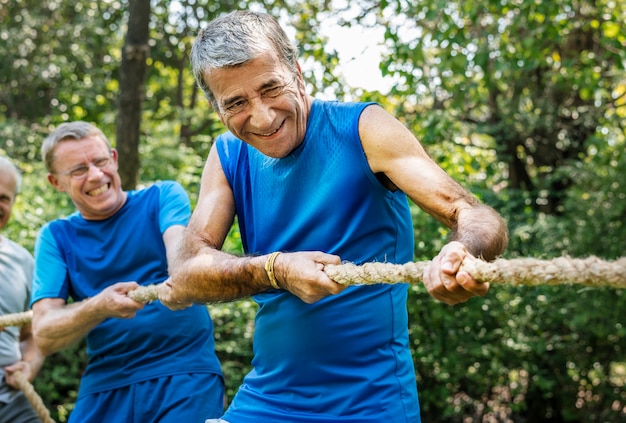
[321,21,394,93]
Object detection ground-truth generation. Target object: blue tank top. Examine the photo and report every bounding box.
[32,181,223,396]
[217,100,421,422]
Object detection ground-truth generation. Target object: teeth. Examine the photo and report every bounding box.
[89,185,108,196]
[260,128,279,136]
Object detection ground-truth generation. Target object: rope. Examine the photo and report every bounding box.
[12,370,55,423]
[326,256,626,289]
[0,310,32,328]
[127,285,160,303]
[2,256,624,330]
[0,255,620,423]
[126,256,626,296]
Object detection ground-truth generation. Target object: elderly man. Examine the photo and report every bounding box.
[161,10,508,423]
[30,122,224,422]
[0,156,45,423]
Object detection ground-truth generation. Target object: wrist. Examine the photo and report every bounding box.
[265,252,282,289]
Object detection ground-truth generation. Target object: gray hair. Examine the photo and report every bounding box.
[190,10,299,110]
[0,155,22,194]
[41,121,111,172]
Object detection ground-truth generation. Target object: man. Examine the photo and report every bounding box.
[30,122,224,422]
[160,10,508,423]
[0,156,45,423]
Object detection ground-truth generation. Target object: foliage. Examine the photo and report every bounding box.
[0,0,124,125]
[1,0,625,422]
[375,0,626,216]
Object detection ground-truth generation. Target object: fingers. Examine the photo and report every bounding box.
[4,362,32,386]
[423,242,489,305]
[157,281,193,311]
[456,271,490,297]
[275,251,346,304]
[97,282,146,318]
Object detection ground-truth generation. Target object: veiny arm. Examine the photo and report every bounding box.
[161,144,343,306]
[359,105,508,304]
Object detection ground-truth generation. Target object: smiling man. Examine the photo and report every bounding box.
[30,122,224,422]
[160,10,509,423]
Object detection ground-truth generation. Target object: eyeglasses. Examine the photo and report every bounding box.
[57,155,113,180]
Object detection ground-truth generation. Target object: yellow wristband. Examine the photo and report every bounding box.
[265,252,281,290]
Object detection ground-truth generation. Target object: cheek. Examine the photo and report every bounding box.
[223,116,245,134]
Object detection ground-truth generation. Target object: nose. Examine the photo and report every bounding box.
[248,97,275,130]
[86,163,105,179]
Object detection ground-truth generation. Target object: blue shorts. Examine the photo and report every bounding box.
[69,373,224,423]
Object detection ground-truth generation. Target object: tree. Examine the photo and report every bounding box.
[116,0,151,189]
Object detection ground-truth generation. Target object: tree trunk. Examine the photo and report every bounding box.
[116,0,151,190]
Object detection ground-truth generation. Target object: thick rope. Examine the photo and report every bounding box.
[127,285,160,303]
[123,256,626,296]
[0,255,620,423]
[12,371,55,423]
[325,256,626,289]
[2,256,624,329]
[0,310,33,328]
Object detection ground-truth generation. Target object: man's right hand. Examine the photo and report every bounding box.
[273,251,346,304]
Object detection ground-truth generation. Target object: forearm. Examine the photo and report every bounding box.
[453,204,509,260]
[19,338,45,380]
[169,248,272,303]
[32,299,105,355]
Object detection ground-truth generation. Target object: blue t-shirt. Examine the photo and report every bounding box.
[32,181,222,396]
[217,100,421,422]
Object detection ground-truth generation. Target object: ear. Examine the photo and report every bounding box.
[47,173,65,192]
[111,148,119,163]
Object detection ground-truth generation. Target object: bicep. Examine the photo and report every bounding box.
[360,105,478,228]
[184,146,236,253]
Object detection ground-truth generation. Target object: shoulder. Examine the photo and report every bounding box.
[132,181,186,200]
[154,181,190,210]
[305,100,378,140]
[2,237,33,262]
[358,104,429,176]
[153,180,184,193]
[312,99,376,119]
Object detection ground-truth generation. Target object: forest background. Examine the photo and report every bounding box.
[1,0,625,421]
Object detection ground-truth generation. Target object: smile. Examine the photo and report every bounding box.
[88,184,109,196]
[255,121,284,137]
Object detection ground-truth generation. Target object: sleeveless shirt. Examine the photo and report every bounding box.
[217,100,421,422]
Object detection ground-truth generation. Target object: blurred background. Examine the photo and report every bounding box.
[1,0,625,421]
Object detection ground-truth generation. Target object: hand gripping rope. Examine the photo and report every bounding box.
[2,256,625,328]
[2,255,623,421]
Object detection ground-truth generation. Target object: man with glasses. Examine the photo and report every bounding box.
[30,121,224,422]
